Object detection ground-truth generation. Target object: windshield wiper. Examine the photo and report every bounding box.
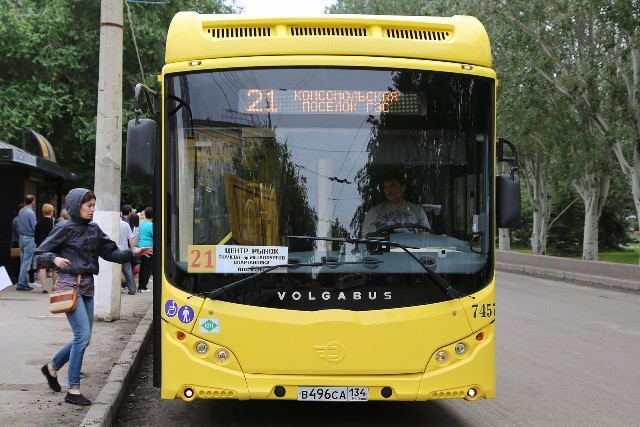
[192,258,383,300]
[288,235,461,300]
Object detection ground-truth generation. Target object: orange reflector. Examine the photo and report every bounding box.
[475,332,484,341]
[177,331,186,340]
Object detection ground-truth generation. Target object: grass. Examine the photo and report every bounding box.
[509,246,532,255]
[597,247,640,265]
[506,244,640,265]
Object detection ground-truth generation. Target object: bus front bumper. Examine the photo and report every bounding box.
[160,322,495,402]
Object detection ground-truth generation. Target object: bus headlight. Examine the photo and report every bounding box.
[195,342,208,355]
[455,343,467,355]
[435,351,448,364]
[216,349,229,364]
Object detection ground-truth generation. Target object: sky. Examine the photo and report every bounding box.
[234,0,336,15]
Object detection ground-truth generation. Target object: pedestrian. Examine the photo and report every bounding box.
[56,208,70,225]
[121,204,132,224]
[35,203,57,293]
[11,202,24,248]
[119,206,137,295]
[16,195,37,291]
[129,213,140,276]
[9,203,24,276]
[35,188,152,406]
[129,213,140,246]
[137,206,154,293]
[129,208,137,230]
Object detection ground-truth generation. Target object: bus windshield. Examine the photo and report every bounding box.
[165,67,494,310]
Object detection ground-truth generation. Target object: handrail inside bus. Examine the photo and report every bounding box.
[217,232,232,245]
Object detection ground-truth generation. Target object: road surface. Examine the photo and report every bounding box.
[116,271,640,426]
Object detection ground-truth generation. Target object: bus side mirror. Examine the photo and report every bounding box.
[126,118,156,178]
[126,83,158,179]
[496,174,521,228]
[496,138,521,228]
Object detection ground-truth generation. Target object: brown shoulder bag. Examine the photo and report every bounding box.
[49,276,79,314]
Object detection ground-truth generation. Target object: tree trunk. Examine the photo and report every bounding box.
[613,141,640,235]
[582,202,599,261]
[633,149,640,233]
[610,42,640,240]
[574,173,611,261]
[524,156,549,255]
[532,210,548,255]
[498,228,510,250]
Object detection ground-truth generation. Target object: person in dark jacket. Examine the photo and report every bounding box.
[35,203,56,293]
[35,188,152,406]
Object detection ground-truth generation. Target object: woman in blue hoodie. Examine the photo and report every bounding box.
[35,188,152,406]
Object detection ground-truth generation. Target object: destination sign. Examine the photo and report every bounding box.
[238,89,421,115]
[188,245,288,273]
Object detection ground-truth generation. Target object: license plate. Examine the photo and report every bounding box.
[297,386,368,402]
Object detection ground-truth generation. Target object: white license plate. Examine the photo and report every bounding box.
[297,386,368,402]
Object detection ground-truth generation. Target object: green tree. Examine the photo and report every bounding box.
[0,0,235,203]
[546,191,583,257]
[328,0,424,15]
[0,0,99,181]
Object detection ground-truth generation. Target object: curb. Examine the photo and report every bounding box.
[80,304,154,426]
[497,262,640,291]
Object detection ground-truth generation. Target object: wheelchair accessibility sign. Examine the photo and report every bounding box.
[164,300,178,318]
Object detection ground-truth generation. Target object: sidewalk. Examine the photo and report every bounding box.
[0,279,153,427]
[496,250,640,291]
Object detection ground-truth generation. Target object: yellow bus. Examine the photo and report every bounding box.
[126,12,520,402]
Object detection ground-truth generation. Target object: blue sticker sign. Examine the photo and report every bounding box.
[164,300,178,318]
[178,305,195,324]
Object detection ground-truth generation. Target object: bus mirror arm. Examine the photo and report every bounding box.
[497,137,518,179]
[134,83,158,123]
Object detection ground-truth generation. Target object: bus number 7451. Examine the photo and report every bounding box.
[472,303,495,318]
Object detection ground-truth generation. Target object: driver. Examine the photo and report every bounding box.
[362,173,430,236]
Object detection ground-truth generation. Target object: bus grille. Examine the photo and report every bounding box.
[204,26,450,42]
[289,26,367,37]
[206,27,272,38]
[386,28,451,41]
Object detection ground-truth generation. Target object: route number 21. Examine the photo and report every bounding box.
[190,248,214,269]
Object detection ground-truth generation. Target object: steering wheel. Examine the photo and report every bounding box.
[373,223,432,234]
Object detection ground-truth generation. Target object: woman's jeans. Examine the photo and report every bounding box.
[139,254,154,290]
[51,294,94,389]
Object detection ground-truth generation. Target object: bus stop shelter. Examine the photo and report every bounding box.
[0,127,77,280]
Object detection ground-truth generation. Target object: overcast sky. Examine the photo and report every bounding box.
[234,0,335,15]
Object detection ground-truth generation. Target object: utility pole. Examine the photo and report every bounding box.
[93,0,124,321]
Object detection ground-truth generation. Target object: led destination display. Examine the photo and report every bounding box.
[239,89,421,115]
